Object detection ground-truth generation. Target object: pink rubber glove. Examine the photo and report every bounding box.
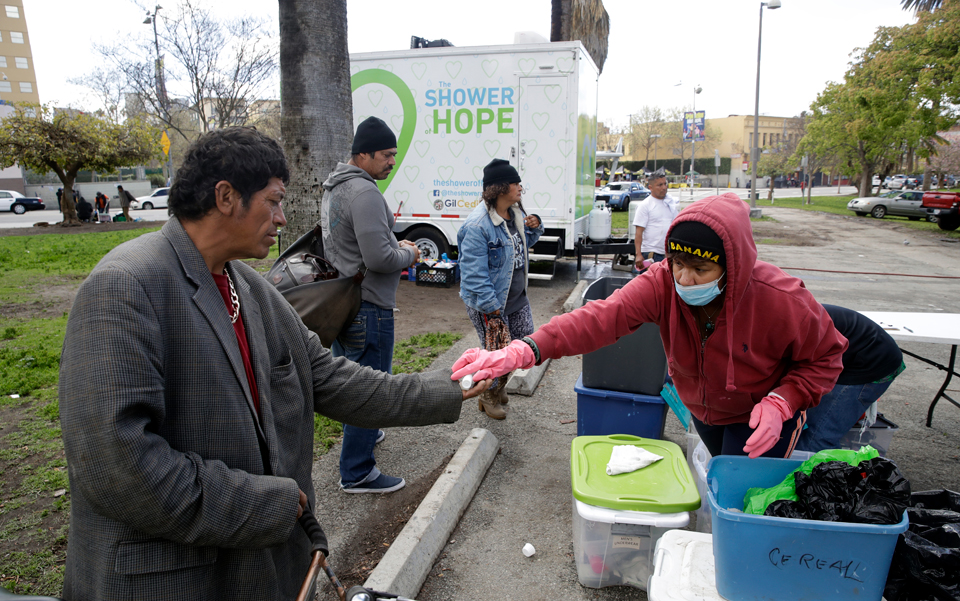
[450,339,536,381]
[743,394,794,458]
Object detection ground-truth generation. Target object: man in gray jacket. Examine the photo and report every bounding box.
[59,127,485,600]
[322,117,421,493]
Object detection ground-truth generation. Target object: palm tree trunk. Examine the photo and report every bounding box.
[278,0,353,247]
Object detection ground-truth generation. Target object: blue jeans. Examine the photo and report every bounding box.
[795,381,893,452]
[331,301,395,486]
[692,408,806,458]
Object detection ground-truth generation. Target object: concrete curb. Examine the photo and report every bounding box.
[362,428,499,598]
[561,278,589,313]
[505,358,551,396]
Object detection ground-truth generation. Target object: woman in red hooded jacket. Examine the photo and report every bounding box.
[452,193,848,458]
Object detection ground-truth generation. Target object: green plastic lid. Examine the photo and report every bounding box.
[570,434,701,513]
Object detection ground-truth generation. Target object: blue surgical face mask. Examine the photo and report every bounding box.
[675,273,726,306]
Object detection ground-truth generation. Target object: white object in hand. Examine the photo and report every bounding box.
[606,445,663,476]
[460,373,474,390]
[522,543,536,557]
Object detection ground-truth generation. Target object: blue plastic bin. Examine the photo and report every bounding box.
[706,456,908,601]
[575,373,667,439]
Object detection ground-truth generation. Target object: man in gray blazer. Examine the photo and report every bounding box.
[59,127,487,601]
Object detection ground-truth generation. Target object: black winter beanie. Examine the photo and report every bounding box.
[668,221,726,268]
[352,117,397,154]
[482,158,521,188]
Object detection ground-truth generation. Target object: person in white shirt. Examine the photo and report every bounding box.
[633,168,679,271]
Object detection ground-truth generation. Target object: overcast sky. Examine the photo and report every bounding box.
[28,0,916,127]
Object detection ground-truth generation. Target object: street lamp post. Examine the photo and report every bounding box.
[749,0,781,217]
[143,5,173,184]
[650,134,661,172]
[690,85,702,197]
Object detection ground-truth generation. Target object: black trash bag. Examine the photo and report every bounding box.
[765,499,811,520]
[792,461,870,522]
[850,457,912,524]
[767,457,910,524]
[885,490,960,601]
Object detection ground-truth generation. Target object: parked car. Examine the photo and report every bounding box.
[594,181,649,210]
[887,175,908,190]
[847,190,934,221]
[0,190,46,214]
[922,191,960,231]
[130,187,170,210]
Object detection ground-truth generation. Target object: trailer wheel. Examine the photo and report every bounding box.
[405,227,449,262]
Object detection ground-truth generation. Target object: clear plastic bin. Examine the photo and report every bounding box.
[648,530,723,601]
[573,499,689,591]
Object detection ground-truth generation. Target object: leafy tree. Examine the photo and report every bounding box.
[901,0,944,12]
[277,0,353,243]
[0,104,162,225]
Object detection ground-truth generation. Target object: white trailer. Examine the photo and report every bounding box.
[349,41,599,279]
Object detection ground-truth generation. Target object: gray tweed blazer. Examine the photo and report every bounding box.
[58,218,463,601]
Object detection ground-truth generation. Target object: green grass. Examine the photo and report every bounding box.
[0,228,162,274]
[769,195,960,240]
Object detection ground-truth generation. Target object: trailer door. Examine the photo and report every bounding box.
[518,76,569,219]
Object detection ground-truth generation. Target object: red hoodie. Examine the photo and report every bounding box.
[531,193,847,425]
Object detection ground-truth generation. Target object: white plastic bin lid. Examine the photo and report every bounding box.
[648,530,723,601]
[574,499,690,528]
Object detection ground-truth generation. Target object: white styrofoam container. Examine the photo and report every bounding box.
[691,442,813,534]
[573,499,690,591]
[647,530,724,601]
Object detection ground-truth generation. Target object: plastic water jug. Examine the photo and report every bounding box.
[627,200,643,241]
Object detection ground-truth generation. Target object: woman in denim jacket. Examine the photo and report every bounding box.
[457,159,544,419]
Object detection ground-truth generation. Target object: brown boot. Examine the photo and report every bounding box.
[498,372,513,404]
[478,389,506,420]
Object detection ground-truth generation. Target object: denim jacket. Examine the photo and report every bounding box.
[457,203,544,315]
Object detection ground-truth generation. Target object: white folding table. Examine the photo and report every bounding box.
[859,311,960,427]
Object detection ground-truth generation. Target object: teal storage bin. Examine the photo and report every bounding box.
[706,456,908,601]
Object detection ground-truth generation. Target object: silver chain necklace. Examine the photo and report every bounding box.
[225,269,240,324]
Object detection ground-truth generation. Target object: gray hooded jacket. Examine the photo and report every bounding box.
[321,163,416,309]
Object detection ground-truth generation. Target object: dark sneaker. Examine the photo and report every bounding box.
[375,429,385,445]
[341,473,406,494]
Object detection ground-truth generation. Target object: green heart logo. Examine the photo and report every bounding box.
[533,192,551,208]
[543,85,562,103]
[556,57,574,72]
[472,166,483,181]
[390,114,403,131]
[521,139,538,156]
[377,63,394,72]
[532,113,550,130]
[483,140,501,157]
[482,59,499,78]
[518,58,536,75]
[404,166,420,182]
[448,140,465,158]
[367,90,383,107]
[557,139,573,157]
[438,166,455,181]
[545,166,563,184]
[414,140,430,157]
[352,69,416,193]
[411,63,427,79]
[445,61,462,78]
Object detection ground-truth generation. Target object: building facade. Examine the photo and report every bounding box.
[0,0,40,192]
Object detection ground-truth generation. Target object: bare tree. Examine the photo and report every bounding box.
[625,106,666,170]
[277,0,353,244]
[91,1,278,144]
[67,67,126,123]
